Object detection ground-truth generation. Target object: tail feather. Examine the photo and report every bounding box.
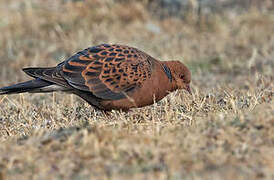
[0,67,71,95]
[0,79,53,95]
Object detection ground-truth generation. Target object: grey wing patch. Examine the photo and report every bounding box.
[23,67,71,88]
[29,84,68,93]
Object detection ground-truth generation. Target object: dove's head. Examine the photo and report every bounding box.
[165,61,192,94]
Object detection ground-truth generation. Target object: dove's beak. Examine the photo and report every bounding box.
[185,84,192,95]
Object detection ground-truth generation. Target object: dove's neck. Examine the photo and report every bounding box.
[157,61,178,92]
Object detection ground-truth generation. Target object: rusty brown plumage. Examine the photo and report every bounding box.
[0,44,191,111]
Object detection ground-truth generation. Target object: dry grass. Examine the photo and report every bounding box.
[0,0,273,179]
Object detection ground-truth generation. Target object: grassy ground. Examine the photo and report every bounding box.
[0,0,273,179]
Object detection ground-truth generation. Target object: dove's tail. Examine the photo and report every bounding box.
[0,78,65,95]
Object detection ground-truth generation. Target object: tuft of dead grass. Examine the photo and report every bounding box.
[0,0,273,179]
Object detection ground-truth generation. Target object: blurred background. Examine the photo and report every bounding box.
[0,0,273,92]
